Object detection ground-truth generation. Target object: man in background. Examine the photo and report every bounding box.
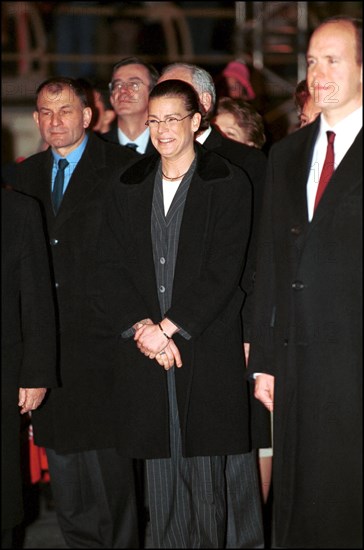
[102,56,159,154]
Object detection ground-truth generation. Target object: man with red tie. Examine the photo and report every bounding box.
[247,15,362,548]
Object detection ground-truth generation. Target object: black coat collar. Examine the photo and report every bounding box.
[120,142,231,185]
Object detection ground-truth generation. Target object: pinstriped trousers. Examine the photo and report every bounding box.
[145,368,264,548]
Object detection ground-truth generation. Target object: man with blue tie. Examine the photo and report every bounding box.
[13,77,140,548]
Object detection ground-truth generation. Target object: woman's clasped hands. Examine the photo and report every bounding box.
[133,318,182,370]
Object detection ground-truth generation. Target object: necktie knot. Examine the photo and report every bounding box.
[125,142,138,151]
[58,158,69,170]
[327,130,335,145]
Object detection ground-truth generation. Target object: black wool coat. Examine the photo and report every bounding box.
[1,188,57,529]
[13,132,137,453]
[247,120,362,548]
[205,126,267,338]
[91,144,268,459]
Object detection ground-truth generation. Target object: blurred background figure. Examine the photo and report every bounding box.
[91,83,116,135]
[293,79,321,129]
[215,59,256,101]
[53,2,99,78]
[76,78,117,136]
[213,97,266,148]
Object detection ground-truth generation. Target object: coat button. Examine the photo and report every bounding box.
[292,281,305,290]
[55,282,59,288]
[159,285,165,293]
[50,238,59,245]
[160,257,166,264]
[290,225,302,235]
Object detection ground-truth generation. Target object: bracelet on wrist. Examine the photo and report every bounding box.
[158,322,171,340]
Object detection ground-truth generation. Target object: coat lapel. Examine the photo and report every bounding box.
[52,135,107,230]
[287,121,319,225]
[308,128,362,231]
[126,171,161,314]
[172,173,211,301]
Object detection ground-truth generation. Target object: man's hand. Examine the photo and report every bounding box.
[254,374,275,412]
[18,388,47,415]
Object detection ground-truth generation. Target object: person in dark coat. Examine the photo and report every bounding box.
[158,62,271,547]
[1,187,57,548]
[247,16,362,548]
[12,77,140,548]
[92,79,265,548]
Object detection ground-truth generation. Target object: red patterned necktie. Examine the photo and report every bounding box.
[314,131,336,211]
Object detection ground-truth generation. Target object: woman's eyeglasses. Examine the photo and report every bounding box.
[145,113,193,128]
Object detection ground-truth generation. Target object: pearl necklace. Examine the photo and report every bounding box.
[162,170,187,181]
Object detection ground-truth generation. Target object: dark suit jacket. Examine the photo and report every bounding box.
[1,188,57,529]
[101,120,157,155]
[92,144,270,459]
[12,132,137,453]
[247,119,363,548]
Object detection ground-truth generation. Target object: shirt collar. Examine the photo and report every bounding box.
[117,127,150,154]
[195,125,212,144]
[52,133,89,165]
[320,106,362,137]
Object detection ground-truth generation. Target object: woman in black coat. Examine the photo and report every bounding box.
[93,79,265,548]
[1,188,57,546]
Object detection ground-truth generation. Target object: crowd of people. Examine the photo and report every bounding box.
[1,13,362,550]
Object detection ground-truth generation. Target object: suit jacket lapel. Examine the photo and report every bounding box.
[309,128,362,230]
[283,121,319,247]
[53,135,106,230]
[37,150,57,228]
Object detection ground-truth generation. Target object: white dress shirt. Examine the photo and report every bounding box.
[162,179,181,215]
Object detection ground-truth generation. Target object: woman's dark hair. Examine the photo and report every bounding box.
[149,79,209,131]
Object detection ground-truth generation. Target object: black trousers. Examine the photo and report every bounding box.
[46,447,140,548]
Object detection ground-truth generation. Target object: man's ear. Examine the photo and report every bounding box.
[83,107,93,129]
[200,92,212,113]
[33,111,40,127]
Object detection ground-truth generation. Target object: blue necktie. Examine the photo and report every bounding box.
[52,158,69,213]
[125,142,138,151]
